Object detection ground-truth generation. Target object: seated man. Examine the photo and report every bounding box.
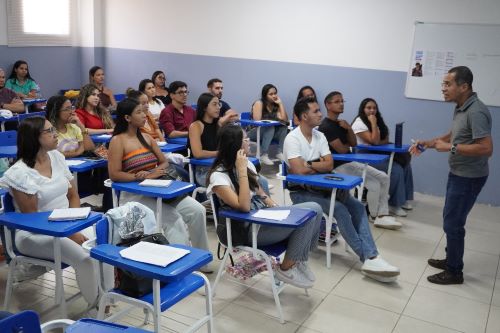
[284,96,400,282]
[0,68,24,114]
[318,91,401,230]
[159,81,195,138]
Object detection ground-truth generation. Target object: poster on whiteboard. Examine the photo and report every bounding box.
[405,22,500,107]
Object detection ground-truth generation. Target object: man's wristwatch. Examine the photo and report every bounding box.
[450,144,457,155]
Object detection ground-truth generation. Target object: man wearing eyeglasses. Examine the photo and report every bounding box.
[0,68,24,114]
[159,81,196,138]
[411,66,493,285]
[318,91,401,230]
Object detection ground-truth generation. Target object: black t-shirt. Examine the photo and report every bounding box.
[318,117,349,167]
[220,99,231,118]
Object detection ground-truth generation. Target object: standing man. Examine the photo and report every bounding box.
[318,91,401,230]
[0,68,24,113]
[411,66,493,285]
[159,81,195,138]
[207,78,239,123]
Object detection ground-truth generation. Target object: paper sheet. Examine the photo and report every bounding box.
[65,160,86,166]
[157,141,167,146]
[252,209,290,221]
[48,207,91,221]
[119,242,190,267]
[139,179,172,187]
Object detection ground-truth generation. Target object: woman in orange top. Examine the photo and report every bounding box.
[126,88,164,141]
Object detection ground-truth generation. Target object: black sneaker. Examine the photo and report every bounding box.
[428,258,447,270]
[427,270,463,285]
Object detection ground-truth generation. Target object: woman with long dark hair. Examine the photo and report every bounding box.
[207,124,323,289]
[5,60,39,99]
[76,83,114,135]
[0,117,98,306]
[352,98,414,217]
[296,85,317,102]
[249,84,289,165]
[107,98,210,268]
[151,70,171,105]
[89,66,116,110]
[139,78,165,119]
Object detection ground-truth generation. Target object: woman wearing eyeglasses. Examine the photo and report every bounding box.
[0,117,99,307]
[45,95,95,158]
[151,70,171,106]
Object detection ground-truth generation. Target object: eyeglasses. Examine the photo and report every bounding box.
[41,127,56,134]
[60,106,76,112]
[175,90,189,96]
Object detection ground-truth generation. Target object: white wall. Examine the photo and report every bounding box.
[102,0,500,72]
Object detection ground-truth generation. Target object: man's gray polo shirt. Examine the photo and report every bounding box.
[449,92,492,178]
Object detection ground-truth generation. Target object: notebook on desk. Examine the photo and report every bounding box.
[119,242,190,267]
[48,207,91,221]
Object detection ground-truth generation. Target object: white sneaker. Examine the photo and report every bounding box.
[297,261,315,282]
[374,216,402,230]
[361,257,400,278]
[260,154,274,166]
[276,152,284,161]
[275,265,314,289]
[389,206,407,217]
[402,201,413,210]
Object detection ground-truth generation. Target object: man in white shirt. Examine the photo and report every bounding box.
[284,96,400,282]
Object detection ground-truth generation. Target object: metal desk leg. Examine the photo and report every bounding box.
[155,197,162,234]
[72,172,78,192]
[152,279,161,333]
[387,152,395,183]
[357,163,368,201]
[326,189,337,269]
[256,127,261,160]
[53,237,67,318]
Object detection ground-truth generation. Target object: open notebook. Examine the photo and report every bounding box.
[119,242,190,267]
[48,207,91,221]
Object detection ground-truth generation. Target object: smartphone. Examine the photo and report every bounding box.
[324,175,344,181]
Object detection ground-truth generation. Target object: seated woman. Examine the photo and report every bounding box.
[76,84,114,135]
[249,84,288,165]
[188,93,238,183]
[0,117,98,307]
[126,88,165,141]
[139,79,165,120]
[296,85,318,102]
[45,96,112,211]
[151,70,171,106]
[207,124,322,289]
[89,66,116,110]
[352,98,414,217]
[107,98,210,269]
[5,60,40,100]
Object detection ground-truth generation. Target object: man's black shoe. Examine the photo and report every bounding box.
[428,258,447,270]
[427,270,463,285]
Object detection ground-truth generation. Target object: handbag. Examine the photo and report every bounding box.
[116,233,169,298]
[393,152,412,167]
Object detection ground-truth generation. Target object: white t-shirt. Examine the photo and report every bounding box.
[0,150,73,212]
[283,127,331,166]
[351,117,370,145]
[149,99,165,118]
[207,160,257,198]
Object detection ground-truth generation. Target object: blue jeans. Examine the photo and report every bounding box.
[290,191,378,262]
[443,172,487,274]
[372,160,414,207]
[248,125,288,154]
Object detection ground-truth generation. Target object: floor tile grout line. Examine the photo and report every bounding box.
[483,253,500,333]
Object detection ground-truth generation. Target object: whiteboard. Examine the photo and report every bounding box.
[405,22,500,107]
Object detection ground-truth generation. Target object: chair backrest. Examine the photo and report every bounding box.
[0,310,41,333]
[114,94,126,102]
[17,112,46,122]
[280,161,289,190]
[210,193,221,227]
[95,216,111,246]
[240,112,251,120]
[0,131,17,146]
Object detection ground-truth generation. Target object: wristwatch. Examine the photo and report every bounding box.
[450,144,457,155]
[306,161,313,168]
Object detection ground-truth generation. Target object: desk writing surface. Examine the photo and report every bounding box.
[286,173,362,190]
[90,243,212,282]
[334,153,389,164]
[0,146,17,158]
[66,319,151,333]
[111,180,195,199]
[66,158,108,173]
[356,144,410,154]
[90,134,112,144]
[239,119,281,127]
[0,211,102,237]
[160,143,185,153]
[189,157,259,167]
[219,206,316,228]
[166,137,188,146]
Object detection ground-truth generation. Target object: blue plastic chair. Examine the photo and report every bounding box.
[0,131,17,146]
[0,310,152,333]
[90,216,214,333]
[17,111,46,122]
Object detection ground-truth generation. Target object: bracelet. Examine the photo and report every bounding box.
[239,175,248,178]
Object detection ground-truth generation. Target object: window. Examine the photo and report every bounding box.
[7,0,75,46]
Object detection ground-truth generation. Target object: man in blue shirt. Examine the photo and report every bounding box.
[207,78,233,118]
[411,66,493,285]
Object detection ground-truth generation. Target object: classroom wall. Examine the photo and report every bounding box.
[0,0,498,205]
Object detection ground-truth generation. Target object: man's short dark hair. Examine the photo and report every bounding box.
[294,96,317,121]
[168,81,187,94]
[448,66,473,89]
[324,91,342,106]
[207,78,222,88]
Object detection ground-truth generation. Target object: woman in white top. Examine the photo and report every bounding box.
[0,117,98,306]
[139,79,165,119]
[351,98,414,217]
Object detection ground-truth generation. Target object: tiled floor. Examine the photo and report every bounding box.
[1,165,499,333]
